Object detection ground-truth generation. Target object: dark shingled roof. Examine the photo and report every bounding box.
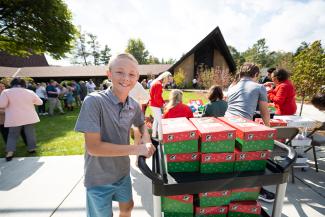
[169,26,236,73]
[0,52,49,67]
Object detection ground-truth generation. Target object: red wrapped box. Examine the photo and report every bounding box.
[218,116,276,141]
[162,117,199,143]
[195,206,228,217]
[234,148,271,172]
[166,152,200,172]
[255,118,287,127]
[201,153,234,173]
[228,201,261,217]
[190,117,236,153]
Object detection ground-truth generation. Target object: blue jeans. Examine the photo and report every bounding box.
[86,175,133,217]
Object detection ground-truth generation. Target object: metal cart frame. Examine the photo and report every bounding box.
[139,140,297,217]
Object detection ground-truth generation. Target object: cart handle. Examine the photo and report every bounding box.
[138,155,164,184]
[271,140,297,172]
[138,138,164,184]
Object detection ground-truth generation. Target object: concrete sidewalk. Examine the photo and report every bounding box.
[1,151,325,217]
[0,104,324,217]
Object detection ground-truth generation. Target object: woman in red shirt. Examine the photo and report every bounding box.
[149,71,172,140]
[265,69,297,115]
[163,89,194,119]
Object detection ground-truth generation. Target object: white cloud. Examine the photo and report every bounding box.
[47,0,325,65]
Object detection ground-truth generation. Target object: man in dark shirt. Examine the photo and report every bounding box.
[46,80,64,115]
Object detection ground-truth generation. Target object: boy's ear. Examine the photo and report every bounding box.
[107,70,112,79]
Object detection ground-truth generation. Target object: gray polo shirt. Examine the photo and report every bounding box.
[226,77,268,120]
[75,89,144,188]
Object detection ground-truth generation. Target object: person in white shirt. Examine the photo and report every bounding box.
[86,79,96,93]
[35,83,48,115]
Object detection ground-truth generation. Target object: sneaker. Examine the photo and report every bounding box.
[258,188,275,203]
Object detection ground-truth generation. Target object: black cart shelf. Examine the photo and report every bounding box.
[138,140,297,217]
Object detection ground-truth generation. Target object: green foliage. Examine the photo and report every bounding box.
[125,38,149,64]
[228,45,245,67]
[173,68,186,88]
[242,38,275,67]
[71,29,111,65]
[292,40,325,98]
[197,65,232,89]
[0,0,77,59]
[0,77,34,87]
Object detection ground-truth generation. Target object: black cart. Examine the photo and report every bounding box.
[138,140,297,217]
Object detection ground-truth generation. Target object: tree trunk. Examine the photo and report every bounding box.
[299,94,305,116]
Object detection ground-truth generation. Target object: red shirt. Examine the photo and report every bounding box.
[149,80,164,108]
[268,80,297,115]
[163,103,194,119]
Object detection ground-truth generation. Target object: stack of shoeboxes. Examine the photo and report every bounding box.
[219,115,275,172]
[219,115,275,216]
[161,117,199,217]
[190,117,235,216]
[161,116,274,217]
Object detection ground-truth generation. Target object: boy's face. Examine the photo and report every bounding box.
[107,58,139,95]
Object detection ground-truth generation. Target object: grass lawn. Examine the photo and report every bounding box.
[0,90,208,157]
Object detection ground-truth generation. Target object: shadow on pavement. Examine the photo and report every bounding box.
[131,166,153,216]
[0,157,43,191]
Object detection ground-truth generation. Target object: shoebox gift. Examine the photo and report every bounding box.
[234,149,270,172]
[254,118,287,127]
[230,187,260,201]
[162,194,194,217]
[195,206,228,217]
[162,117,199,154]
[200,153,234,173]
[190,117,236,153]
[228,201,261,217]
[166,152,200,172]
[199,190,231,207]
[218,116,275,151]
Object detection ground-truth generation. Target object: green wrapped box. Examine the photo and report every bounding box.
[163,140,198,154]
[231,187,260,201]
[164,212,193,217]
[199,190,231,207]
[166,153,200,172]
[200,153,234,174]
[235,138,274,151]
[162,194,193,214]
[234,149,270,172]
[201,140,235,153]
[195,206,228,217]
[228,201,261,217]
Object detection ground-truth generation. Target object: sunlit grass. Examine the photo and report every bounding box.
[0,90,208,157]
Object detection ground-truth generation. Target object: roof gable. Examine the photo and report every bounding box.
[169,26,236,72]
[0,52,49,67]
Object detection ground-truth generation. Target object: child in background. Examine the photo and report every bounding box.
[163,89,193,119]
[202,85,228,118]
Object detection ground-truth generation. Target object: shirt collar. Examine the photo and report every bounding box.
[105,88,134,109]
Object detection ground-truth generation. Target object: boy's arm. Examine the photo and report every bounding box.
[259,101,270,127]
[84,132,155,158]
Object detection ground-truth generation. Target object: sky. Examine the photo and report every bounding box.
[47,0,325,66]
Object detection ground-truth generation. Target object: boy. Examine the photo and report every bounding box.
[75,53,156,217]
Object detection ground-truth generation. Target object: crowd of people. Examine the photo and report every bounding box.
[1,51,324,217]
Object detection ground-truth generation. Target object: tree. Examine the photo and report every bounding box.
[99,45,111,65]
[147,55,160,64]
[173,68,186,88]
[0,0,77,59]
[87,33,100,65]
[228,45,245,67]
[125,38,149,64]
[292,40,325,115]
[243,38,274,68]
[71,29,111,65]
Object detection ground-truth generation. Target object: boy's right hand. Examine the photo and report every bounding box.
[138,143,156,158]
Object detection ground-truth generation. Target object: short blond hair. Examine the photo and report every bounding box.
[108,53,139,70]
